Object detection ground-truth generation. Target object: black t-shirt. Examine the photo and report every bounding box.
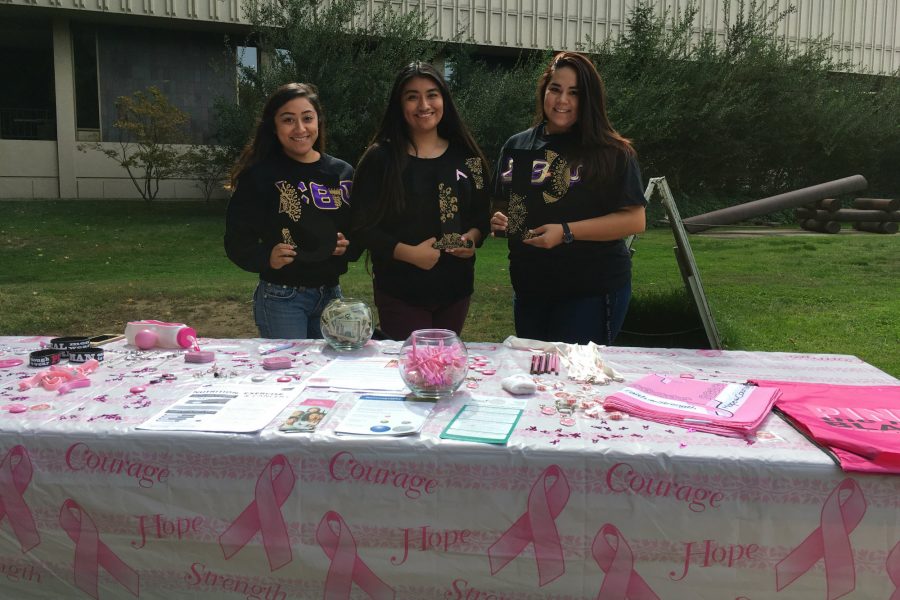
[352,142,491,305]
[224,151,354,287]
[494,125,646,298]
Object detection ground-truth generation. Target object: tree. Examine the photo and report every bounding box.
[81,86,191,201]
[182,144,234,202]
[217,0,439,165]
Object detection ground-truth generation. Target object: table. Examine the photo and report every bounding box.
[0,335,897,600]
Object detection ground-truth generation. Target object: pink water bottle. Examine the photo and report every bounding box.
[124,320,197,350]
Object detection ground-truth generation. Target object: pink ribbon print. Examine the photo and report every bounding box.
[775,478,867,600]
[59,499,140,599]
[888,540,900,600]
[591,524,659,600]
[316,511,395,600]
[0,445,40,553]
[219,454,296,571]
[487,464,570,586]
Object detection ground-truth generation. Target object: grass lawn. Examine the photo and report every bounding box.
[1,200,897,377]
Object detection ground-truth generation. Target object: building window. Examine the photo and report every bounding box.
[73,25,101,136]
[0,18,55,140]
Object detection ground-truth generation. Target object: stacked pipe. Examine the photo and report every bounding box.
[794,197,899,234]
[682,175,868,234]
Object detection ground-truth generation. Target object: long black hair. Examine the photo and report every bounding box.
[358,61,488,223]
[534,52,634,184]
[229,83,326,189]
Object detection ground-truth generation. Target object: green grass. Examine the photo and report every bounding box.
[1,200,897,377]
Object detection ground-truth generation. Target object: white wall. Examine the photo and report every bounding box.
[0,140,228,200]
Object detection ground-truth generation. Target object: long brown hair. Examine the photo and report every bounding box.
[229,83,326,189]
[534,52,634,183]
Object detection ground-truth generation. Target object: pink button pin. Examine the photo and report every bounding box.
[129,386,146,394]
[276,376,292,383]
[7,404,28,414]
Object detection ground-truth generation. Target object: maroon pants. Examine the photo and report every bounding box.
[374,289,471,341]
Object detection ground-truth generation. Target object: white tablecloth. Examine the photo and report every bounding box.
[0,335,897,599]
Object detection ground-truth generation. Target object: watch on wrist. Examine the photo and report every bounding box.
[561,222,574,244]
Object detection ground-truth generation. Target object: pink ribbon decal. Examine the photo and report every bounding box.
[887,540,900,600]
[0,445,40,553]
[59,499,140,599]
[487,464,570,586]
[775,478,866,600]
[591,524,659,600]
[316,511,395,600]
[219,454,295,571]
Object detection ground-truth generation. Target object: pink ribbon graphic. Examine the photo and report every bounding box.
[775,478,866,600]
[316,511,395,600]
[887,540,900,600]
[487,464,570,586]
[59,499,140,599]
[219,454,296,571]
[0,445,40,553]
[591,524,659,600]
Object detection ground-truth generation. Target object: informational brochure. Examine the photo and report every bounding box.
[137,383,302,433]
[440,404,524,445]
[278,397,336,433]
[305,357,407,391]
[333,393,435,436]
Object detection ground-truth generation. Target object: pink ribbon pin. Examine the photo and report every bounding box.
[887,540,900,600]
[0,445,40,553]
[316,511,395,600]
[591,524,659,600]
[775,478,867,600]
[487,464,570,586]
[59,499,140,599]
[219,454,295,571]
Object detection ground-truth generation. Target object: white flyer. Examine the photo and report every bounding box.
[333,393,435,436]
[137,383,303,433]
[305,357,407,391]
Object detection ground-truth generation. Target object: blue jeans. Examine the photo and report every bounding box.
[253,281,341,339]
[513,282,632,345]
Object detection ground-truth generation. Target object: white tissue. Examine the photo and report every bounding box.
[501,374,537,395]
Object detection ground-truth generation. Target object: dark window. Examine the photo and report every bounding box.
[73,26,100,131]
[0,18,55,140]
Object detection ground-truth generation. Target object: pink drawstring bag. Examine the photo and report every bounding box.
[754,380,900,474]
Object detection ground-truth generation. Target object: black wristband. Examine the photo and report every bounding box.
[49,336,91,359]
[29,349,62,368]
[68,347,105,363]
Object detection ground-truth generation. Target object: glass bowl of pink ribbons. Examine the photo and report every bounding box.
[398,329,468,398]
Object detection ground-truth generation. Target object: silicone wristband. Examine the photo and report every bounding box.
[49,336,91,358]
[68,348,105,363]
[29,349,62,368]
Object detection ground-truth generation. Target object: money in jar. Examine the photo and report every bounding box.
[320,298,374,350]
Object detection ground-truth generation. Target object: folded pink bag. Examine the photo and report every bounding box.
[754,379,900,474]
[604,374,781,438]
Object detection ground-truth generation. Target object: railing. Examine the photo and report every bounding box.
[0,108,56,141]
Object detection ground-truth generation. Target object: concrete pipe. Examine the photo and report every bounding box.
[683,175,867,233]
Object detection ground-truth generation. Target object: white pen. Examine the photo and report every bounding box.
[259,342,296,355]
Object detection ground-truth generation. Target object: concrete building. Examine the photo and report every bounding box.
[2,0,899,199]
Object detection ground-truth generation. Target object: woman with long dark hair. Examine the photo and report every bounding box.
[491,52,646,345]
[225,83,354,339]
[352,62,491,340]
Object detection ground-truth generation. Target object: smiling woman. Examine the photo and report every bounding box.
[350,62,492,341]
[490,51,647,346]
[223,83,354,340]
